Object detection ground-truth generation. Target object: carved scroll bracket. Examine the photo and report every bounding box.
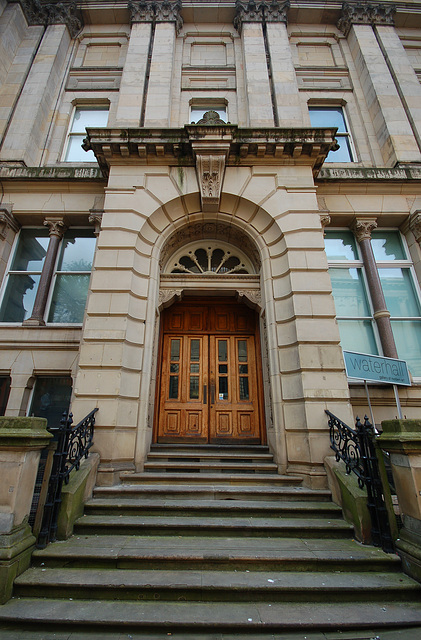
[158,288,183,312]
[0,204,20,240]
[236,289,262,314]
[193,152,228,213]
[409,210,421,246]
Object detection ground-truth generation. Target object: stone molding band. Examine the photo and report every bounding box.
[337,2,396,37]
[233,0,290,33]
[18,0,83,38]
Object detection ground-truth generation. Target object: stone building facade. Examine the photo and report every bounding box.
[1,0,421,488]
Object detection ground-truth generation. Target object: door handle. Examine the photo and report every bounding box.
[203,384,207,404]
[210,379,215,405]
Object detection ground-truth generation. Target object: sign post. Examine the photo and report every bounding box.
[342,351,411,423]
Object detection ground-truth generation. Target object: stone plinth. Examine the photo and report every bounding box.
[378,419,421,581]
[0,417,52,603]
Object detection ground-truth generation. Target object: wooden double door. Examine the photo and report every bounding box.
[156,300,264,444]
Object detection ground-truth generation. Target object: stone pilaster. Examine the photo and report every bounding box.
[19,0,83,37]
[409,211,421,247]
[338,3,420,165]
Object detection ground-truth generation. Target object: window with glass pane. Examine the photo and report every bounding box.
[28,376,72,427]
[64,107,109,162]
[371,230,421,376]
[325,229,421,377]
[309,107,354,162]
[0,229,49,322]
[48,230,96,323]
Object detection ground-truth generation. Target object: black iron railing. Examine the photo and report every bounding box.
[325,410,394,553]
[36,408,98,548]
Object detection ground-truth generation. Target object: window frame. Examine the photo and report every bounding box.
[62,105,109,163]
[309,105,356,163]
[325,228,421,380]
[0,226,96,326]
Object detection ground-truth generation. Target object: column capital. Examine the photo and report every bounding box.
[409,210,421,246]
[351,217,378,242]
[43,217,67,239]
[128,0,183,33]
[337,2,396,37]
[234,1,290,33]
[19,0,83,38]
[0,205,20,239]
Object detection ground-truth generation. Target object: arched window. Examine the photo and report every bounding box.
[165,241,254,275]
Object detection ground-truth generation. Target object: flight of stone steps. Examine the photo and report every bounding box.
[1,443,421,638]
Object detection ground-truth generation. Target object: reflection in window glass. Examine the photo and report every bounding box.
[29,376,72,428]
[238,341,247,362]
[65,107,109,162]
[239,377,249,401]
[329,268,371,317]
[371,231,405,261]
[324,231,358,261]
[309,107,353,162]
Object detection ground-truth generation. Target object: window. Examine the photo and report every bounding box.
[0,376,11,415]
[64,107,109,162]
[28,376,72,427]
[309,107,354,162]
[325,230,421,377]
[190,106,227,124]
[0,228,96,324]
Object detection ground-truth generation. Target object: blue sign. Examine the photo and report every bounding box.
[343,350,411,386]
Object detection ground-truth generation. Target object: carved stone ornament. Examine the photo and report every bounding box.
[320,213,331,228]
[351,217,378,243]
[128,0,183,33]
[409,210,421,245]
[19,0,83,38]
[234,0,290,33]
[44,217,67,238]
[89,211,103,236]
[158,289,183,309]
[236,289,262,311]
[337,2,396,37]
[0,205,20,239]
[193,111,228,126]
[160,222,261,271]
[195,154,226,213]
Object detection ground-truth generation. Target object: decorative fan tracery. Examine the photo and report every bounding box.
[166,242,253,275]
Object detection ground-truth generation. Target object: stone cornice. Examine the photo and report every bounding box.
[317,166,421,181]
[234,0,290,32]
[18,0,83,38]
[337,2,396,36]
[128,0,183,32]
[82,124,339,178]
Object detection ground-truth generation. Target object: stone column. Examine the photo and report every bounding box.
[143,1,183,127]
[378,419,421,581]
[351,217,398,359]
[338,3,421,165]
[0,2,82,165]
[264,2,304,127]
[115,1,154,126]
[0,416,52,603]
[23,217,67,327]
[233,1,274,126]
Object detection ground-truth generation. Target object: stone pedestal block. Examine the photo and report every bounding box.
[378,419,421,581]
[0,417,52,603]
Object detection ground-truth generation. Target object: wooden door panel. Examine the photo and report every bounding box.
[156,302,263,444]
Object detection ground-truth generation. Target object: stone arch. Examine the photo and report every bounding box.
[134,195,289,472]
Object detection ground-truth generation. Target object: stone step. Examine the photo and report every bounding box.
[143,460,279,473]
[120,472,304,485]
[146,451,275,462]
[2,598,421,631]
[31,535,401,573]
[13,568,419,603]
[73,514,353,538]
[94,483,331,502]
[150,443,270,453]
[84,497,343,518]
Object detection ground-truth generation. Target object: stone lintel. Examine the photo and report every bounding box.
[82,125,339,178]
[338,2,396,37]
[18,0,83,38]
